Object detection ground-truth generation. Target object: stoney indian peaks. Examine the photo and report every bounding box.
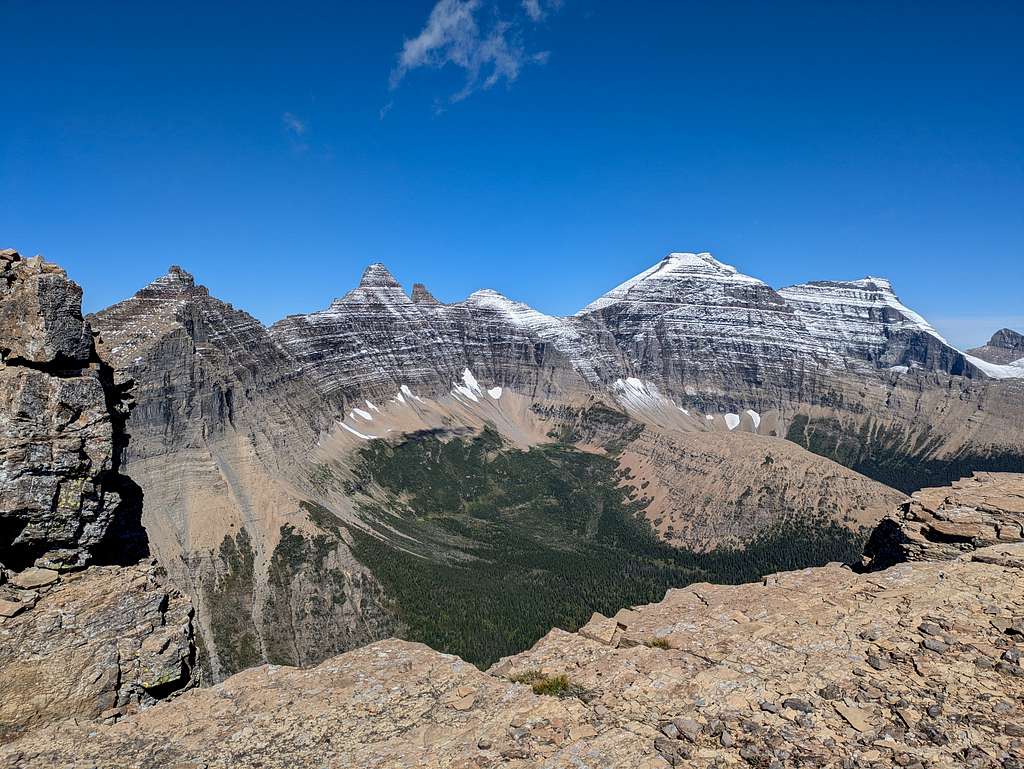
[265,250,1023,409]
[81,249,1024,679]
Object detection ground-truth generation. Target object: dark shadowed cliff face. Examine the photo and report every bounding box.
[0,249,197,741]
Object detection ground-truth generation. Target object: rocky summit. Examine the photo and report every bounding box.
[3,472,1023,768]
[970,330,1024,366]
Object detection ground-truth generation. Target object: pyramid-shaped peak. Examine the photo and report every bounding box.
[579,251,761,315]
[663,252,737,273]
[359,263,402,289]
[137,264,198,294]
[990,328,1024,349]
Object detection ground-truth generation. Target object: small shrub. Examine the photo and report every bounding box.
[509,670,545,685]
[531,674,571,696]
[644,637,671,649]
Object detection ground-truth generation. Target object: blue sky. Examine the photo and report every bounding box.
[2,1,1021,347]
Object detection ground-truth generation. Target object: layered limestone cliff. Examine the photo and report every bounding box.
[84,253,1024,677]
[269,263,608,405]
[5,473,1023,768]
[90,267,396,680]
[272,253,1024,490]
[0,250,197,742]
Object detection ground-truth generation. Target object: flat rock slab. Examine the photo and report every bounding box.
[9,569,59,590]
[5,537,1024,768]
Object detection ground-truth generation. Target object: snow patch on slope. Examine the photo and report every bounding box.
[964,354,1024,380]
[341,422,375,440]
[745,409,761,430]
[453,368,483,402]
[612,377,664,411]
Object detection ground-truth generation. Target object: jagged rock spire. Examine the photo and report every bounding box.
[411,283,440,305]
[136,265,205,299]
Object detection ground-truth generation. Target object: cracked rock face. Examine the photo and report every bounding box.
[4,474,1024,768]
[0,250,132,571]
[0,250,198,743]
[863,471,1024,569]
[0,561,196,744]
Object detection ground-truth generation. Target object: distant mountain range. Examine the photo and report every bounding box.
[84,250,1024,677]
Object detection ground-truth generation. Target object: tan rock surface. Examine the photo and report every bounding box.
[6,477,1024,768]
[0,562,197,744]
[864,471,1024,569]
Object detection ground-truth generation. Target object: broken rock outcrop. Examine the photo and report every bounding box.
[0,561,196,742]
[0,249,134,571]
[863,471,1024,569]
[0,249,198,742]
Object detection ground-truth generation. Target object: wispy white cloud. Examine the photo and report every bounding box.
[388,0,558,105]
[522,0,543,21]
[523,0,562,21]
[282,112,309,153]
[282,112,307,136]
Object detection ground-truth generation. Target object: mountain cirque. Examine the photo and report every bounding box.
[77,250,1024,675]
[4,472,1023,769]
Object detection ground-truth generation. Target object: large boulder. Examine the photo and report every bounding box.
[0,249,136,571]
[0,561,196,743]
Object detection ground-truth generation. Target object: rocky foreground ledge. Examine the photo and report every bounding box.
[3,476,1023,769]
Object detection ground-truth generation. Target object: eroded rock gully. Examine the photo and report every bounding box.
[4,473,1024,768]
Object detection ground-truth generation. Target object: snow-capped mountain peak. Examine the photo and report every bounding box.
[578,252,763,315]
